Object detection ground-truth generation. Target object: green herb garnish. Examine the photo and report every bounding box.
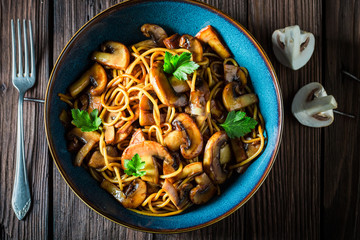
[124,154,146,177]
[163,51,199,81]
[71,109,102,132]
[220,111,258,138]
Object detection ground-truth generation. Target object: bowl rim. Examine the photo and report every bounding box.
[44,0,283,233]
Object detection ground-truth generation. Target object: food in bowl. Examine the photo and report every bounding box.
[58,24,266,217]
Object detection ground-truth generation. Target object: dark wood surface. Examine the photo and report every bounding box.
[0,0,359,239]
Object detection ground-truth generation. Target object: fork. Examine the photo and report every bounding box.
[11,19,35,220]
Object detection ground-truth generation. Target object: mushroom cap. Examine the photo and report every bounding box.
[189,173,217,205]
[141,24,168,46]
[172,113,203,159]
[291,82,337,127]
[222,82,258,112]
[91,41,130,70]
[203,131,231,184]
[179,34,203,62]
[272,25,315,70]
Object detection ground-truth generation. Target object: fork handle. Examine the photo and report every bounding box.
[12,92,31,220]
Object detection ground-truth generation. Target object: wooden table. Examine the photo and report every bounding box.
[1,0,359,239]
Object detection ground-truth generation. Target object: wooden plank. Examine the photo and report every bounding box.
[0,0,50,239]
[246,0,322,239]
[323,1,360,239]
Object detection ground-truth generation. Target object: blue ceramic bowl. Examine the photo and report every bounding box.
[45,0,283,233]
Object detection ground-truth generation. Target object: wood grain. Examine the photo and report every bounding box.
[0,0,50,239]
[1,0,360,239]
[323,1,360,239]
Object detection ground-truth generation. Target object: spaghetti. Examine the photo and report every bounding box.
[60,24,266,216]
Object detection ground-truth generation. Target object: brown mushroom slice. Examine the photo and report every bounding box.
[246,142,261,158]
[69,63,107,98]
[224,64,247,85]
[68,128,100,166]
[172,113,203,159]
[139,111,166,126]
[88,146,119,169]
[150,61,188,107]
[203,131,231,184]
[121,141,176,184]
[179,34,203,62]
[101,179,147,209]
[114,125,133,144]
[129,129,146,145]
[88,95,102,113]
[132,39,158,49]
[104,125,115,144]
[195,25,231,59]
[146,182,162,195]
[169,75,190,93]
[163,33,180,49]
[210,99,226,123]
[189,173,217,204]
[173,162,203,181]
[162,179,180,208]
[230,138,247,163]
[141,24,168,47]
[222,82,258,112]
[164,130,184,152]
[189,78,210,116]
[91,41,130,70]
[177,183,194,209]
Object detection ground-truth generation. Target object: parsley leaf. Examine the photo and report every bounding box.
[124,154,146,177]
[220,111,258,138]
[163,51,199,81]
[71,109,102,132]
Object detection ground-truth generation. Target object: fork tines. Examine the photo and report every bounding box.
[11,19,35,80]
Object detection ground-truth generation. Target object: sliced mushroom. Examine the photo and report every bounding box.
[224,64,247,85]
[164,130,184,152]
[141,24,168,47]
[91,41,130,70]
[129,129,146,145]
[195,25,231,59]
[114,125,133,144]
[230,138,247,163]
[179,34,203,62]
[172,113,203,159]
[189,78,210,116]
[139,93,166,126]
[104,125,115,144]
[162,179,180,208]
[210,99,226,123]
[222,82,258,112]
[189,173,217,204]
[150,61,188,107]
[121,141,177,184]
[272,25,315,70]
[88,95,102,113]
[69,63,107,98]
[163,33,180,49]
[177,182,194,209]
[132,39,158,49]
[169,75,190,93]
[68,128,100,166]
[88,146,119,169]
[101,178,147,208]
[292,82,337,127]
[173,162,203,181]
[203,131,231,184]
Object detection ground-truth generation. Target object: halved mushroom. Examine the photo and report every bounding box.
[189,78,210,116]
[88,146,119,169]
[101,178,147,208]
[224,64,247,85]
[91,41,130,70]
[163,33,180,49]
[141,24,168,47]
[272,25,315,70]
[179,34,203,62]
[195,25,231,59]
[69,63,107,98]
[68,128,100,166]
[129,129,146,145]
[164,130,184,152]
[150,61,188,107]
[189,173,217,204]
[172,113,203,159]
[203,131,231,184]
[121,141,177,184]
[222,82,258,112]
[291,82,337,127]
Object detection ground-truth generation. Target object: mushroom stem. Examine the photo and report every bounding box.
[303,95,337,116]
